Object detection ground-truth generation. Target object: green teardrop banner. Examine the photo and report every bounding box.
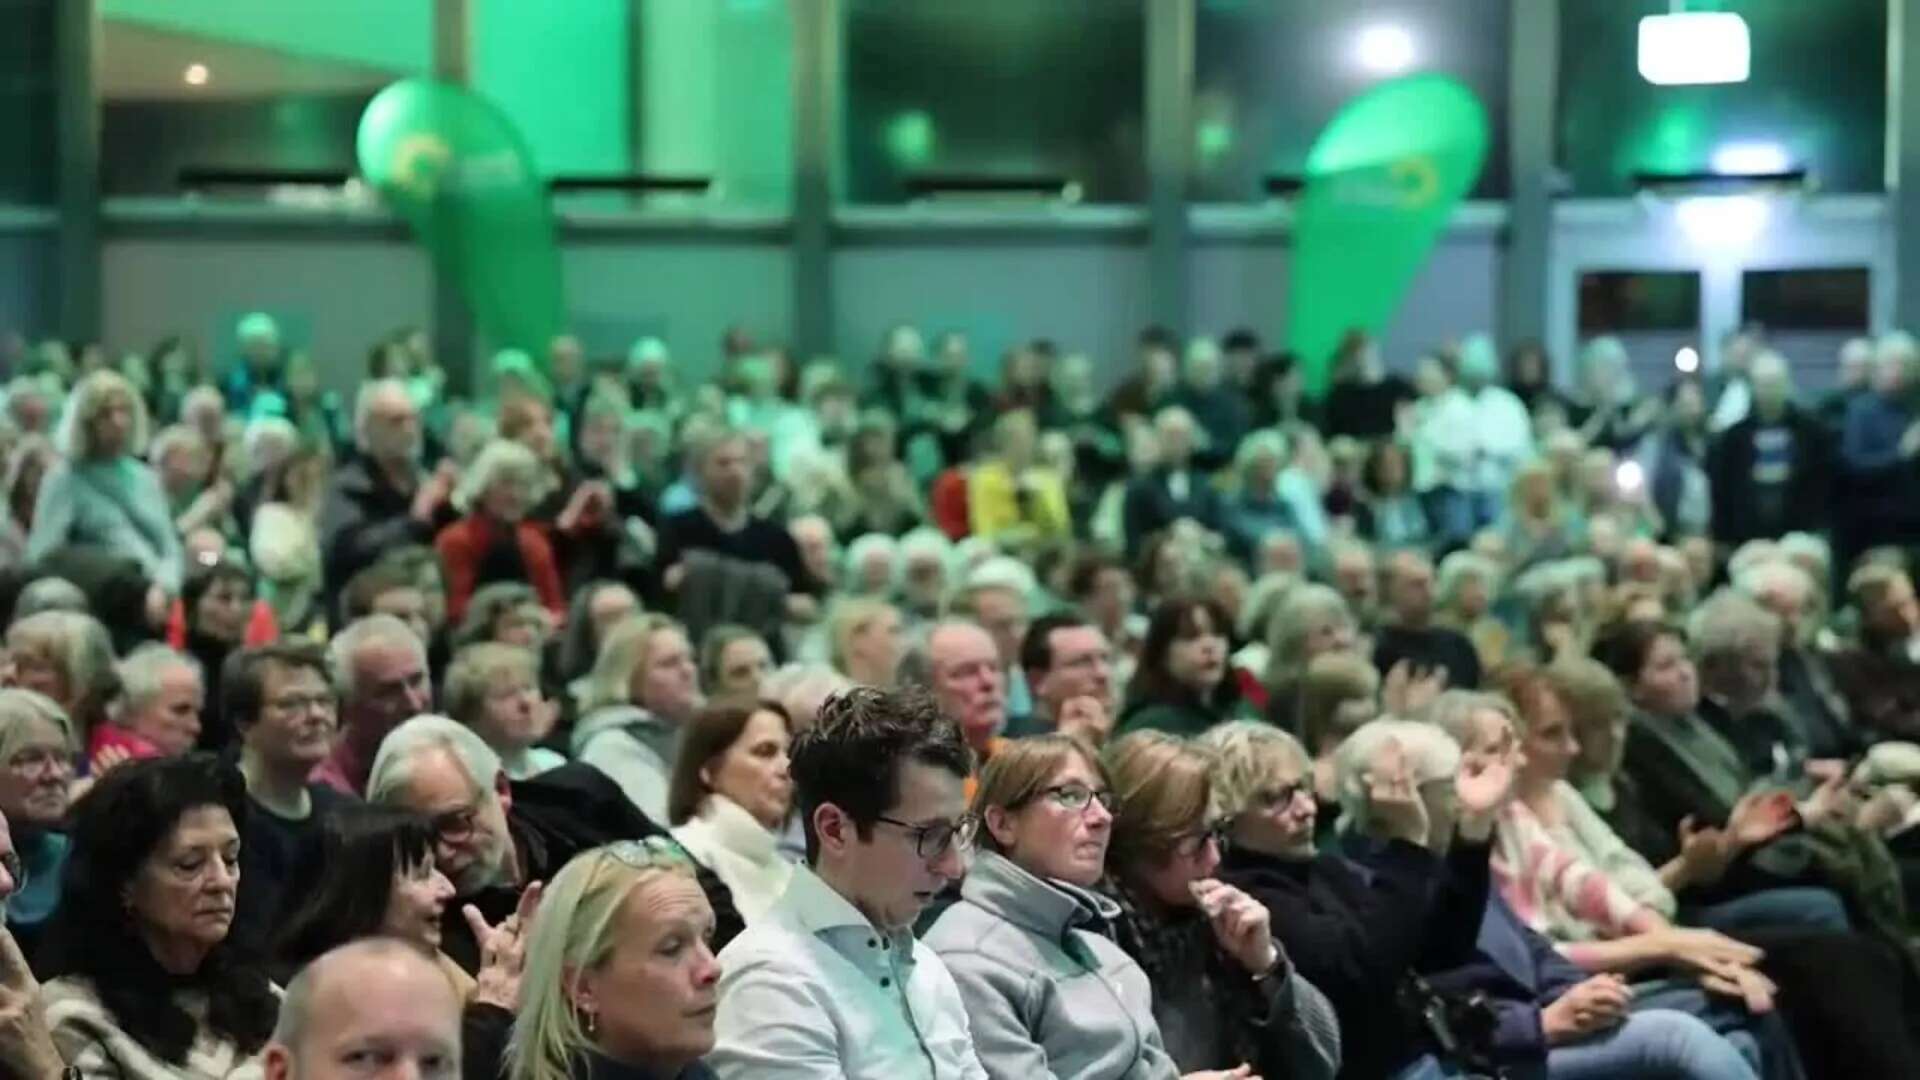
[1290,74,1488,397]
[357,78,563,362]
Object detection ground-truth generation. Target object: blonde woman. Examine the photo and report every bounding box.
[1103,731,1341,1080]
[444,643,564,781]
[508,838,721,1080]
[571,615,705,822]
[1260,584,1360,729]
[27,369,183,591]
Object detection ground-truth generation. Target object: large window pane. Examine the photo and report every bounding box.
[0,0,57,204]
[843,0,1146,205]
[100,1,430,196]
[1193,0,1511,202]
[1559,0,1885,195]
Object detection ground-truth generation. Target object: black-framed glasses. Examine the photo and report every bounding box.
[1036,783,1117,815]
[429,804,481,844]
[875,814,976,860]
[1171,820,1232,859]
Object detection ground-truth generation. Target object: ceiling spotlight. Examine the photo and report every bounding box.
[184,63,210,86]
[1638,13,1750,85]
[1355,24,1416,76]
[1674,347,1700,373]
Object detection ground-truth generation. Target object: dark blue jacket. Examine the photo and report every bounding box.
[1420,892,1587,1070]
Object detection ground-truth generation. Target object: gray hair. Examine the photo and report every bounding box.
[760,663,854,731]
[953,556,1036,609]
[0,688,73,768]
[453,439,552,514]
[1333,718,1460,835]
[353,379,413,450]
[1421,690,1517,746]
[242,416,300,476]
[14,577,87,618]
[1687,588,1781,663]
[146,424,207,470]
[443,643,538,731]
[328,614,428,702]
[117,644,202,713]
[1263,583,1354,687]
[1233,429,1288,479]
[367,713,504,809]
[1436,551,1500,611]
[1198,720,1310,820]
[844,533,901,590]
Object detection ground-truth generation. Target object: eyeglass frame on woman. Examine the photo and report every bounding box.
[1255,781,1308,812]
[1169,819,1232,859]
[1023,782,1117,815]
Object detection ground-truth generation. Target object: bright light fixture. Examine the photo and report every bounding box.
[1673,194,1771,250]
[1638,13,1750,85]
[1711,141,1790,175]
[183,63,210,86]
[1674,347,1700,373]
[1615,460,1645,494]
[1355,24,1416,76]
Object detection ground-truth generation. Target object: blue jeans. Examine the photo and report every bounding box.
[1547,1010,1759,1080]
[1683,887,1851,935]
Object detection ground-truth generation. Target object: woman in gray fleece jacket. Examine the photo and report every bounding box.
[925,734,1270,1080]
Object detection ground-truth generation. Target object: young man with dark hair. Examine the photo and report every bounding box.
[226,642,353,953]
[712,686,986,1079]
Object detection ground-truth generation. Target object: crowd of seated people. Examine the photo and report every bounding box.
[0,312,1915,1080]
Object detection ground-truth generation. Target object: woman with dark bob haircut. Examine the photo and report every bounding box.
[42,754,279,1078]
[1115,596,1257,738]
[272,803,531,1080]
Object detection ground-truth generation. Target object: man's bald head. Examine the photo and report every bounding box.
[267,938,461,1080]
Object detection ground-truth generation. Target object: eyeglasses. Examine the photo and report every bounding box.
[874,814,977,860]
[1170,820,1232,859]
[429,804,481,845]
[1034,783,1117,815]
[1256,782,1308,812]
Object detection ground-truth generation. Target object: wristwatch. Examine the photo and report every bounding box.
[1250,944,1287,983]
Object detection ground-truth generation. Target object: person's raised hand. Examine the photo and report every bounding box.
[1181,1066,1258,1080]
[1541,974,1632,1045]
[1362,737,1429,846]
[0,924,62,1080]
[1454,736,1519,839]
[466,881,544,1012]
[1056,696,1114,748]
[1382,661,1448,718]
[1191,879,1281,977]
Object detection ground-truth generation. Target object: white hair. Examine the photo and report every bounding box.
[899,527,953,568]
[1777,532,1831,576]
[146,424,207,469]
[366,713,503,809]
[959,555,1036,605]
[1333,718,1460,835]
[328,614,427,701]
[1688,588,1781,663]
[181,385,226,421]
[242,416,300,474]
[452,439,551,514]
[117,644,201,712]
[760,663,854,730]
[353,378,413,449]
[844,533,900,584]
[1732,558,1813,606]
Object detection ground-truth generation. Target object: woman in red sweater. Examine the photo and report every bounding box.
[435,438,567,625]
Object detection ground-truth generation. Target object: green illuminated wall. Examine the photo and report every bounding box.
[474,0,630,177]
[101,0,432,73]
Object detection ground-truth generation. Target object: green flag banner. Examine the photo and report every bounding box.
[1290,74,1488,397]
[357,78,563,360]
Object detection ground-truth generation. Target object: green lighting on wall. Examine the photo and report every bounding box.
[885,110,937,166]
[1196,120,1235,160]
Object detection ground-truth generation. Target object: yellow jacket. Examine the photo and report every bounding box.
[967,461,1072,541]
